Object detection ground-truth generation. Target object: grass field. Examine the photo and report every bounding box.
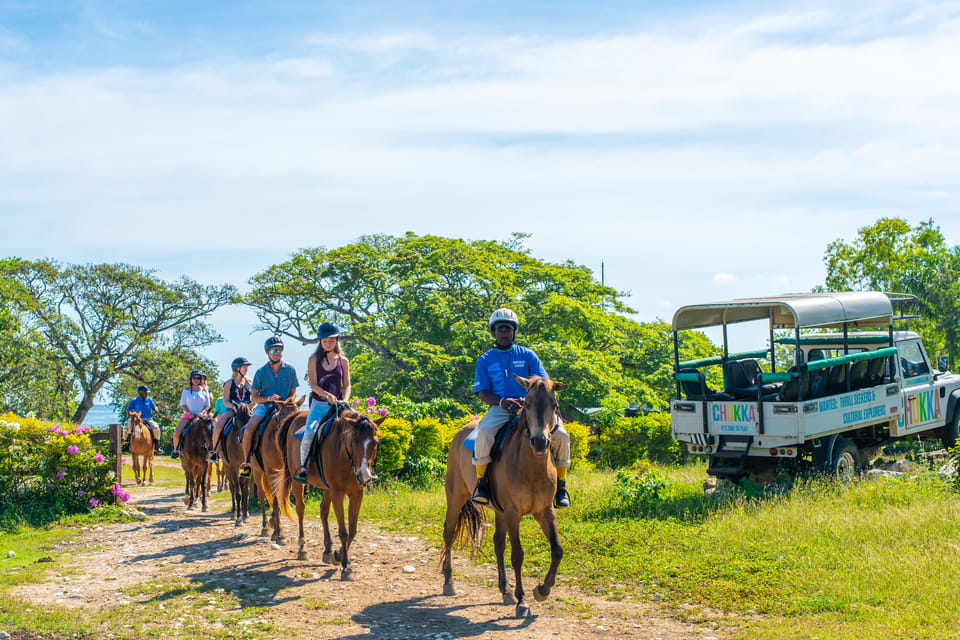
[2,458,960,639]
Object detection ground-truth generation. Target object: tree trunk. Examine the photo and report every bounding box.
[71,382,105,425]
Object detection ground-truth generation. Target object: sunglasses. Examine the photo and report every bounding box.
[191,376,202,380]
[267,348,283,354]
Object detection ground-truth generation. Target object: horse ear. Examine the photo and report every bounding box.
[514,374,531,389]
[550,381,567,392]
[373,416,388,427]
[297,395,307,407]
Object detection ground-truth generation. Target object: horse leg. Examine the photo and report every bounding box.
[339,490,363,580]
[200,464,209,512]
[507,518,530,618]
[132,455,140,486]
[271,493,284,544]
[531,509,563,602]
[240,475,250,523]
[147,453,154,484]
[293,482,308,561]
[184,474,192,508]
[332,492,353,580]
[257,482,269,537]
[320,491,334,564]
[493,513,515,605]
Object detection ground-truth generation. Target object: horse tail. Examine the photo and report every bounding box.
[440,499,486,571]
[271,414,298,523]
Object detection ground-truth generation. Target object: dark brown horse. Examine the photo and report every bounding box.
[179,413,214,512]
[271,406,384,579]
[248,395,306,542]
[218,403,255,527]
[441,375,567,618]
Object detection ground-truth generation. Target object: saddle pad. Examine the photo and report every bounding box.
[463,429,478,452]
[223,417,235,437]
[294,425,305,441]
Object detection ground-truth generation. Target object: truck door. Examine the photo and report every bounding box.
[897,339,941,432]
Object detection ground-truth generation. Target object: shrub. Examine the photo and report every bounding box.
[375,416,413,476]
[400,456,446,488]
[407,417,445,463]
[564,420,590,469]
[377,394,474,422]
[590,412,685,468]
[614,467,670,514]
[0,412,118,527]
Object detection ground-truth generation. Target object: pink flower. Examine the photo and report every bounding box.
[351,399,360,407]
[76,490,85,497]
[109,483,130,502]
[56,468,67,480]
[88,497,100,508]
[366,397,376,407]
[376,408,389,415]
[66,445,79,454]
[94,453,105,463]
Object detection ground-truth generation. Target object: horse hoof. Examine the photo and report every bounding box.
[442,583,457,596]
[340,569,354,582]
[201,505,208,513]
[259,528,269,537]
[533,585,549,602]
[297,551,308,561]
[322,553,334,564]
[333,551,342,563]
[515,604,531,618]
[183,497,190,505]
[502,592,516,605]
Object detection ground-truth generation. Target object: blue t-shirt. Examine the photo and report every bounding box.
[473,345,548,399]
[252,362,300,401]
[127,396,158,421]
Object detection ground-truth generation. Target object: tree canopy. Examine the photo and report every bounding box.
[244,233,715,416]
[1,260,236,423]
[822,217,960,365]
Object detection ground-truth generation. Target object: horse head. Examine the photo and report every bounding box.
[339,410,385,487]
[278,395,307,420]
[194,413,215,448]
[515,375,567,457]
[233,402,252,427]
[129,411,143,430]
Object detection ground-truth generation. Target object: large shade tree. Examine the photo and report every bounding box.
[2,259,236,424]
[244,233,715,415]
[822,217,960,366]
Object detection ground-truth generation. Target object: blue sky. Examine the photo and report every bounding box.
[2,0,960,385]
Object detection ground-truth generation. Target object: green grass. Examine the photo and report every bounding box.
[361,464,960,640]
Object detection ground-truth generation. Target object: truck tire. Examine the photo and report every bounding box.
[941,410,960,452]
[829,438,861,480]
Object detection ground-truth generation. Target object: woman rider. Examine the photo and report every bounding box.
[294,321,351,483]
[170,370,212,459]
[207,357,253,463]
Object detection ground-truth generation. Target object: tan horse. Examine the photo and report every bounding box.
[179,414,214,512]
[127,412,154,486]
[271,406,383,579]
[441,375,567,618]
[248,395,306,542]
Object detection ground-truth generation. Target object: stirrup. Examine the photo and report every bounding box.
[293,466,309,484]
[206,450,219,463]
[170,450,180,459]
[471,478,491,505]
[554,483,571,508]
[238,464,251,478]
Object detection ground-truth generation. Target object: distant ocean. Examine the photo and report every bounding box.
[83,404,122,427]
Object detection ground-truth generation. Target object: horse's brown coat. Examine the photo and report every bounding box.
[179,414,213,512]
[127,413,154,486]
[441,375,567,618]
[267,405,383,578]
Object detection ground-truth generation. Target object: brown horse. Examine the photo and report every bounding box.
[248,395,306,542]
[179,414,214,512]
[271,406,384,579]
[127,412,154,486]
[218,403,256,528]
[441,375,567,618]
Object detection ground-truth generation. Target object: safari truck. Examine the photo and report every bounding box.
[669,291,960,480]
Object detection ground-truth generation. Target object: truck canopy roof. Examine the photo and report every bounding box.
[672,291,895,331]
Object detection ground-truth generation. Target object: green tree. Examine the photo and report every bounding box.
[244,233,717,415]
[2,260,236,424]
[822,218,960,366]
[109,346,219,429]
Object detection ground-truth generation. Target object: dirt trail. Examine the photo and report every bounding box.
[11,462,725,639]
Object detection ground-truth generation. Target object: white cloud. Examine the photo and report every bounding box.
[712,273,738,285]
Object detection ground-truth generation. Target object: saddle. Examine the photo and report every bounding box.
[246,403,279,470]
[463,415,518,463]
[293,403,344,487]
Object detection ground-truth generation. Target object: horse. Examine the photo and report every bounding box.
[127,412,154,486]
[179,413,214,512]
[271,405,384,579]
[218,403,256,528]
[247,395,306,542]
[440,375,567,618]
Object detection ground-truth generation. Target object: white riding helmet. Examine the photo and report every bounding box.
[488,308,519,335]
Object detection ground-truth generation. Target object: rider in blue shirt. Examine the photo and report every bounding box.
[126,385,162,453]
[239,336,299,477]
[471,308,571,508]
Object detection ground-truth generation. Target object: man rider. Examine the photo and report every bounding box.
[126,385,162,454]
[239,336,299,478]
[471,308,571,508]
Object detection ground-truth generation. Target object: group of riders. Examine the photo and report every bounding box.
[125,308,571,508]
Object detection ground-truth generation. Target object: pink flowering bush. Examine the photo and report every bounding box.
[0,412,117,524]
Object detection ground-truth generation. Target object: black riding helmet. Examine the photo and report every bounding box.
[264,336,284,351]
[317,322,340,339]
[137,385,149,393]
[231,356,252,370]
[188,369,206,383]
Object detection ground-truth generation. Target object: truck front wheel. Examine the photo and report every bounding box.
[941,410,960,451]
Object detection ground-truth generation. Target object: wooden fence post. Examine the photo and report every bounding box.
[109,423,123,496]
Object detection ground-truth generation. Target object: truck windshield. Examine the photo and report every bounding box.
[899,341,930,379]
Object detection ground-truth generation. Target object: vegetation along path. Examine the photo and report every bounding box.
[6,460,719,640]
